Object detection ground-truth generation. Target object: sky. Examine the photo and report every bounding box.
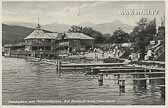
[2,1,165,26]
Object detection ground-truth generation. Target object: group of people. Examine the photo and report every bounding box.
[128,49,155,61]
[145,49,154,61]
[91,46,123,60]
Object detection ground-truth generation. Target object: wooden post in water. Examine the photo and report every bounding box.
[90,68,93,74]
[149,69,152,84]
[133,74,137,90]
[160,86,165,99]
[117,74,120,84]
[57,60,61,75]
[119,80,125,93]
[137,74,147,89]
[84,66,87,73]
[55,60,58,73]
[98,73,103,86]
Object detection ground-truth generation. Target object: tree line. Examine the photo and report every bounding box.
[68,17,157,59]
[68,18,156,45]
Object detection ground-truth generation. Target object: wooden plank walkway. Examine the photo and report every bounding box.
[133,77,165,80]
[61,63,127,67]
[60,66,133,70]
[29,57,128,67]
[127,64,165,71]
[140,60,165,65]
[28,58,165,74]
[99,68,146,72]
[156,85,165,87]
[100,72,165,75]
[92,66,138,69]
[132,60,165,65]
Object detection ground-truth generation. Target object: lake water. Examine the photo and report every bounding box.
[2,57,165,105]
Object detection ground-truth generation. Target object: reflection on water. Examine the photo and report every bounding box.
[2,57,164,105]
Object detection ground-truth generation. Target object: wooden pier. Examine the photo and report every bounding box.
[28,57,128,67]
[26,57,165,98]
[61,63,127,67]
[133,77,165,80]
[100,72,165,75]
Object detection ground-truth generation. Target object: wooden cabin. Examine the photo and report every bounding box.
[24,29,58,58]
[55,32,94,54]
[24,28,94,57]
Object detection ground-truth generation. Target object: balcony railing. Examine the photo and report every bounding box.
[26,42,53,46]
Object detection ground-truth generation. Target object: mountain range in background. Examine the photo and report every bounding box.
[2,24,34,45]
[4,20,133,33]
[2,24,52,45]
[2,20,133,45]
[79,20,133,34]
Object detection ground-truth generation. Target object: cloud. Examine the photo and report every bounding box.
[2,1,165,26]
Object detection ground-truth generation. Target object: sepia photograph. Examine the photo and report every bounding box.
[2,0,165,105]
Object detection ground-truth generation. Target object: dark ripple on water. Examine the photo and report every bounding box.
[2,57,164,105]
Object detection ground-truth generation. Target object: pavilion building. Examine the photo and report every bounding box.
[24,24,58,58]
[55,32,94,55]
[24,24,94,58]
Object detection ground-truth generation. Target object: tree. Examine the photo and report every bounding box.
[145,18,156,35]
[103,34,112,43]
[68,25,83,33]
[68,25,105,43]
[111,28,129,43]
[82,27,105,43]
[130,18,157,60]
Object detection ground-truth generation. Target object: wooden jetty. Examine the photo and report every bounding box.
[29,57,128,67]
[26,57,165,98]
[131,60,165,68]
[100,72,165,75]
[91,68,164,74]
[133,77,165,80]
[61,63,127,67]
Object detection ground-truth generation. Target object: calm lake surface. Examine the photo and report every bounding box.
[2,57,165,105]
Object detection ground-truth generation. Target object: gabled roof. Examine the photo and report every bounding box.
[56,32,94,40]
[24,30,58,40]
